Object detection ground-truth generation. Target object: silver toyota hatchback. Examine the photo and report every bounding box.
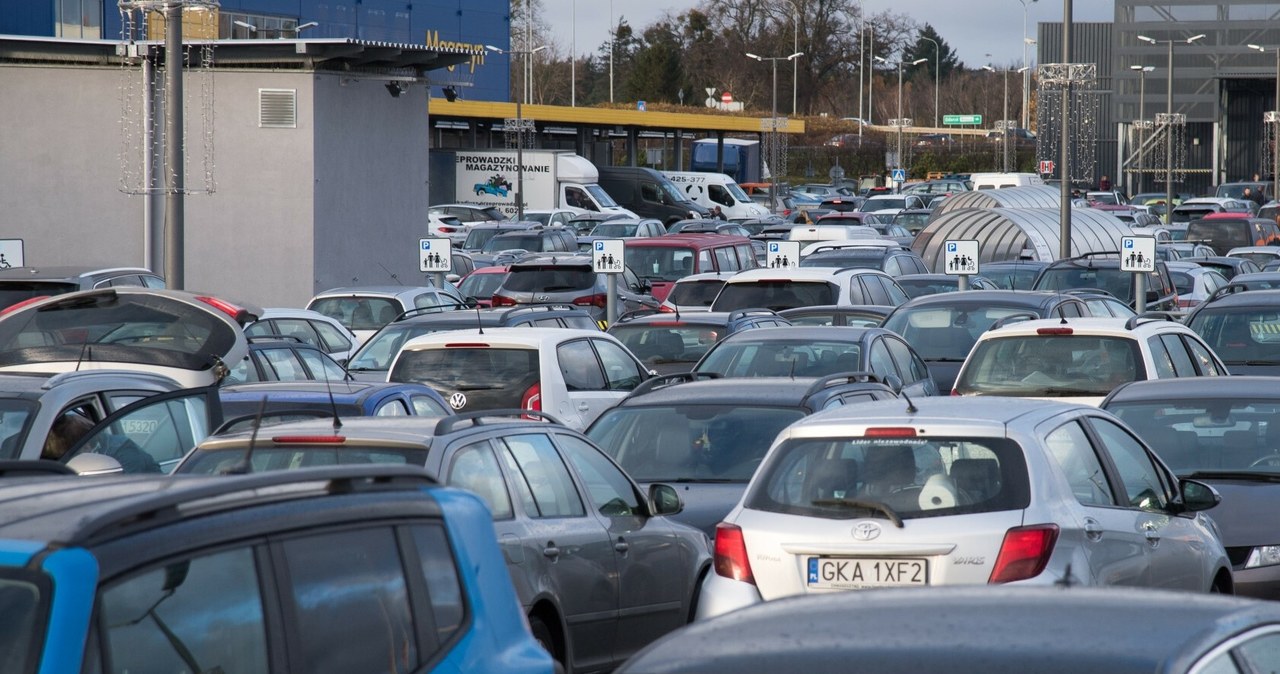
[697,397,1232,620]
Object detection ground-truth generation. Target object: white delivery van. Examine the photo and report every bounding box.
[969,172,1046,190]
[662,171,770,219]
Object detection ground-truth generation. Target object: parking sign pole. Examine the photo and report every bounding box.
[1134,272,1146,314]
[606,273,618,326]
[957,275,969,292]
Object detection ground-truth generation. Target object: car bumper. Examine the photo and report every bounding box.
[1232,563,1280,600]
[694,572,763,621]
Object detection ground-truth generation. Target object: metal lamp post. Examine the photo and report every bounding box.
[747,51,804,213]
[486,44,547,221]
[1019,0,1038,130]
[919,35,940,128]
[1129,64,1153,195]
[984,65,1030,172]
[1138,33,1204,222]
[878,55,926,187]
[1249,44,1280,203]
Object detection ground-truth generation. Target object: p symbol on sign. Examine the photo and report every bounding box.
[769,243,779,252]
[595,241,604,251]
[1124,239,1134,249]
[947,242,957,252]
[421,241,431,250]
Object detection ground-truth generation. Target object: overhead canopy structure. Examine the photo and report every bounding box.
[912,207,1132,271]
[933,186,1061,217]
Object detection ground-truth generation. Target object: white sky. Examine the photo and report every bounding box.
[544,0,1114,67]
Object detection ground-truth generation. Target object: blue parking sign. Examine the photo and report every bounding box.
[421,240,431,250]
[595,241,605,251]
[769,242,779,252]
[947,242,957,252]
[1124,239,1134,249]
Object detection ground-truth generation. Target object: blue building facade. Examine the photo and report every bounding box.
[0,0,510,101]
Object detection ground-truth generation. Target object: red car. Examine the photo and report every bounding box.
[457,265,509,307]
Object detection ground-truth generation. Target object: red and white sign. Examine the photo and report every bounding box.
[1038,159,1055,175]
[721,92,734,104]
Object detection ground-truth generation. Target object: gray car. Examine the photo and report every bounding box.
[492,254,658,323]
[174,412,711,674]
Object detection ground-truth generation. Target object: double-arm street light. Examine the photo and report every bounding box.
[486,43,548,220]
[983,65,1031,172]
[918,36,940,128]
[1129,64,1154,195]
[1018,0,1038,130]
[877,55,928,188]
[1137,32,1204,221]
[1248,43,1280,203]
[747,51,804,213]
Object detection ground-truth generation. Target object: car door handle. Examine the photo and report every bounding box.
[1083,519,1104,541]
[543,542,560,559]
[577,402,590,411]
[1143,522,1161,545]
[614,539,630,554]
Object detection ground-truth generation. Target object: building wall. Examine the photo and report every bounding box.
[0,64,145,267]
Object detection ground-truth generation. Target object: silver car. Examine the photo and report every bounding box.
[697,397,1231,620]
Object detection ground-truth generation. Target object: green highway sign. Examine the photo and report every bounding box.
[943,114,982,125]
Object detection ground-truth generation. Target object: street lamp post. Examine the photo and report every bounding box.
[1019,0,1038,130]
[1129,64,1153,195]
[747,51,804,213]
[984,65,1031,172]
[1138,33,1204,222]
[1249,44,1280,203]
[879,55,927,189]
[486,44,548,221]
[919,35,940,128]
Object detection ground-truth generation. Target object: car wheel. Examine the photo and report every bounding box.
[529,615,565,670]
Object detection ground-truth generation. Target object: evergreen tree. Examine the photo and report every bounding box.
[905,24,962,82]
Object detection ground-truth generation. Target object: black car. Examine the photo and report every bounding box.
[345,304,598,381]
[894,273,1001,298]
[473,227,579,266]
[798,244,929,276]
[881,289,1092,392]
[585,372,899,536]
[492,254,658,324]
[1180,255,1263,281]
[777,304,893,327]
[608,309,792,374]
[979,259,1052,290]
[1031,252,1178,312]
[1102,376,1280,599]
[1184,289,1280,376]
[0,265,165,310]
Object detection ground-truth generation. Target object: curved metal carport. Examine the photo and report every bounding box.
[912,207,1132,271]
[933,186,1062,217]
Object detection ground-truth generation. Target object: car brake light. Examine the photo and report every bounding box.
[864,427,918,438]
[520,382,542,419]
[438,226,458,233]
[272,435,346,444]
[989,524,1059,584]
[491,294,517,307]
[713,523,756,585]
[658,305,675,313]
[573,293,608,308]
[0,296,50,315]
[445,343,490,348]
[1177,298,1197,308]
[1036,327,1073,335]
[196,295,253,323]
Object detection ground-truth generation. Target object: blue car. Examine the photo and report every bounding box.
[0,464,554,674]
[217,380,453,430]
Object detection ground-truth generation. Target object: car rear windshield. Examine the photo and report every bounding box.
[1107,398,1280,475]
[883,305,1034,361]
[696,339,860,378]
[1186,220,1254,255]
[501,267,595,293]
[627,246,697,282]
[591,223,639,237]
[800,251,885,269]
[610,324,723,366]
[0,573,45,672]
[667,279,726,308]
[0,291,238,372]
[1172,207,1219,223]
[954,335,1144,396]
[1033,265,1148,301]
[389,347,540,410]
[458,271,508,301]
[464,228,507,250]
[0,281,81,311]
[711,281,837,312]
[588,405,805,482]
[1185,307,1280,365]
[860,198,907,212]
[745,436,1029,519]
[483,234,545,253]
[179,445,430,474]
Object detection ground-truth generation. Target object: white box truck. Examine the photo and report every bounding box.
[662,171,770,219]
[429,149,636,218]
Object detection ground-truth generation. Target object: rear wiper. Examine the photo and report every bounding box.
[1185,470,1280,482]
[454,384,496,391]
[925,357,966,362]
[665,477,740,484]
[810,498,904,527]
[542,285,581,292]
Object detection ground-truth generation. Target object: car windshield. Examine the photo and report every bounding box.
[1232,252,1279,266]
[390,347,540,411]
[1107,398,1280,475]
[954,335,1143,396]
[712,281,837,312]
[480,207,505,220]
[345,324,444,371]
[501,267,595,293]
[726,182,751,201]
[0,281,81,311]
[0,399,36,460]
[1033,264,1142,301]
[458,271,508,301]
[585,184,620,207]
[180,445,430,475]
[860,198,907,212]
[483,234,543,253]
[628,246,697,282]
[744,436,1029,519]
[896,278,963,298]
[0,291,238,372]
[0,573,44,671]
[591,223,639,237]
[800,251,885,269]
[894,212,930,230]
[667,280,726,308]
[588,405,805,482]
[1187,220,1254,253]
[610,324,722,366]
[308,297,402,331]
[1186,307,1280,364]
[696,339,861,378]
[883,305,1033,360]
[463,228,505,250]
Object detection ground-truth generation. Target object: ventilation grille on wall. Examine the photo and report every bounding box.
[259,89,297,128]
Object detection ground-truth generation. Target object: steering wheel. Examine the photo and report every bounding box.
[1249,454,1280,468]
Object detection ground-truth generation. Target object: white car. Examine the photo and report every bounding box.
[857,194,927,217]
[428,210,469,244]
[245,307,361,363]
[659,272,731,313]
[387,327,651,430]
[306,284,466,348]
[1227,246,1280,268]
[1166,261,1229,312]
[709,267,910,312]
[951,315,1228,405]
[695,397,1231,620]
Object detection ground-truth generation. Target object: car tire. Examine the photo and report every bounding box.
[529,615,565,671]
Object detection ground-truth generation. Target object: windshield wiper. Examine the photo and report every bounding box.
[663,477,740,484]
[1185,470,1280,482]
[924,357,966,362]
[1036,387,1103,397]
[810,498,904,527]
[1226,360,1280,366]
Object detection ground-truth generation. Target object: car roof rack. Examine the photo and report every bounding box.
[726,308,783,322]
[615,308,662,324]
[0,460,76,478]
[213,409,339,435]
[432,409,566,436]
[1124,312,1178,330]
[394,303,476,322]
[501,304,585,318]
[62,465,438,547]
[988,311,1040,331]
[246,334,308,345]
[802,371,884,398]
[626,372,721,398]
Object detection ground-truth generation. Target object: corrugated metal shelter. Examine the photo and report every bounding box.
[933,186,1061,217]
[912,207,1132,271]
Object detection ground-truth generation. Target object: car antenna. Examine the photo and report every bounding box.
[223,396,268,475]
[324,357,343,432]
[475,302,484,335]
[74,339,90,372]
[378,262,403,286]
[901,388,918,414]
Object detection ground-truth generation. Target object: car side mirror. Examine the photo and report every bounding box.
[446,273,461,284]
[1146,289,1160,302]
[639,278,652,292]
[1179,478,1220,512]
[67,453,124,476]
[464,296,480,309]
[648,483,683,516]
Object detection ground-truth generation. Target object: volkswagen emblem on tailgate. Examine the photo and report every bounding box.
[852,522,882,541]
[448,392,467,410]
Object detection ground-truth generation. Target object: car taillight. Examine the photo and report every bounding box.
[438,226,458,233]
[1036,327,1073,335]
[196,295,253,323]
[989,524,1059,584]
[864,427,918,438]
[1177,298,1197,308]
[713,523,756,584]
[0,296,49,315]
[658,305,676,313]
[520,382,542,411]
[491,294,517,307]
[272,435,346,444]
[573,293,608,308]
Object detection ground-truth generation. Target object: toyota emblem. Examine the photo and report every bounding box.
[852,522,882,541]
[448,392,468,410]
